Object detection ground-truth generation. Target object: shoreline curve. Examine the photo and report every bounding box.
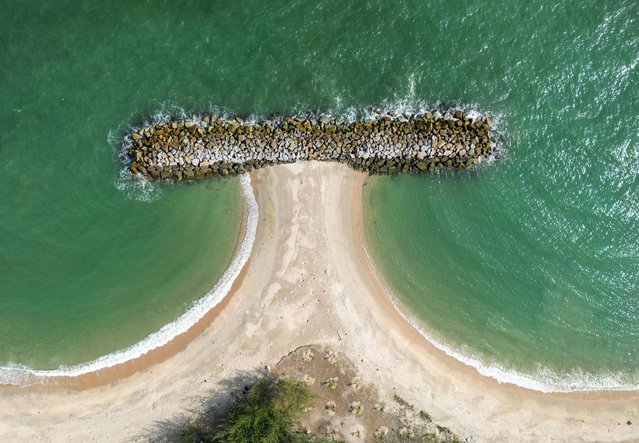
[361,245,639,394]
[0,174,258,387]
[353,176,639,395]
[2,169,637,394]
[1,163,638,442]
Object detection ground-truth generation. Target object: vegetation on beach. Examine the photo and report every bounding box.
[153,346,464,443]
[176,375,336,443]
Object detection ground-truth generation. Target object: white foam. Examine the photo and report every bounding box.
[0,175,258,387]
[362,248,639,393]
[114,169,162,203]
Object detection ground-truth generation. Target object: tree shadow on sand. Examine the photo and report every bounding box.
[144,368,265,443]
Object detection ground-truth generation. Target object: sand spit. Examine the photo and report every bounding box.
[0,163,637,442]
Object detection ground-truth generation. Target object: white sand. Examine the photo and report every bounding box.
[0,162,637,442]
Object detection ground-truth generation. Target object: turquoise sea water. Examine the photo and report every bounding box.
[362,4,639,389]
[1,1,637,389]
[0,1,247,372]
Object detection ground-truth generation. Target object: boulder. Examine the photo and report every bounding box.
[128,109,496,180]
[416,161,428,171]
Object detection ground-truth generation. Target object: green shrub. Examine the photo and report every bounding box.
[179,423,210,443]
[212,377,313,443]
[392,394,414,410]
[419,409,432,423]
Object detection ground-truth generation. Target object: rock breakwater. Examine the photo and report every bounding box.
[126,109,497,181]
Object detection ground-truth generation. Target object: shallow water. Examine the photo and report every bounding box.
[363,2,639,390]
[0,1,246,371]
[1,0,637,389]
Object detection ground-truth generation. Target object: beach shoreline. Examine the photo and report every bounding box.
[0,163,637,442]
[0,174,257,389]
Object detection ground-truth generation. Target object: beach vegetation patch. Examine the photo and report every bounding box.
[152,346,463,443]
[393,394,415,411]
[212,378,308,442]
[172,374,336,443]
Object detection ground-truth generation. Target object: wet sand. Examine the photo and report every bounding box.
[0,162,637,442]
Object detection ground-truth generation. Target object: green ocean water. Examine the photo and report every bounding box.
[1,1,637,389]
[0,1,247,371]
[361,4,639,389]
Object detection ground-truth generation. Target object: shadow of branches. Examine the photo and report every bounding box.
[144,368,266,443]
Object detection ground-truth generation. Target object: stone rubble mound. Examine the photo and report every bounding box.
[127,109,497,181]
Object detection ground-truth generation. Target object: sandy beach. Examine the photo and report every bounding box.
[0,162,637,442]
